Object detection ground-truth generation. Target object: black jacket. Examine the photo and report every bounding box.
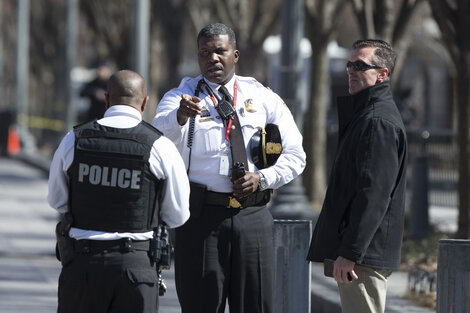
[307,82,407,270]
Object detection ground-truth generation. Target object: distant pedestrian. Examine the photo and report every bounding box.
[48,70,190,313]
[79,60,111,122]
[307,39,408,313]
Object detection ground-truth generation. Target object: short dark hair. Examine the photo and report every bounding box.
[197,23,237,49]
[352,39,397,78]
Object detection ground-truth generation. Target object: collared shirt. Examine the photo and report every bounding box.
[153,74,306,193]
[47,105,190,240]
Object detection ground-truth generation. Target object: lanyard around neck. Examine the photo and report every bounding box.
[205,80,238,141]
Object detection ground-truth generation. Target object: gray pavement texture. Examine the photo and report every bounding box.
[1,156,449,313]
[0,157,181,313]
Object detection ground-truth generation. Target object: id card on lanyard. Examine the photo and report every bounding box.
[219,145,230,176]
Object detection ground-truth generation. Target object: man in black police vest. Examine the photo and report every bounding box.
[48,70,190,313]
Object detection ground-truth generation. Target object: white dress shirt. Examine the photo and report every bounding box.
[153,74,306,193]
[47,105,190,240]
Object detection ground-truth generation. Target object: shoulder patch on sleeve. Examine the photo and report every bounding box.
[266,88,288,109]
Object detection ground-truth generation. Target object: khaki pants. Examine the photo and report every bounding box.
[337,264,392,313]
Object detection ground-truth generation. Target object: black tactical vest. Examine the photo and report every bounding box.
[67,120,163,233]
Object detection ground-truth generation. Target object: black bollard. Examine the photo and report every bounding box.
[273,220,311,313]
[409,155,430,240]
[437,239,470,313]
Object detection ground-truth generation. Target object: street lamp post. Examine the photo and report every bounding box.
[16,0,29,144]
[65,0,78,133]
[133,0,151,122]
[269,0,318,223]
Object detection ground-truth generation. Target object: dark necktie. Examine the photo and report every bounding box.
[219,86,248,170]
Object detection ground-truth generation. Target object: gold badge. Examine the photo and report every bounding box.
[266,142,282,154]
[244,99,256,113]
[200,106,211,117]
[228,197,242,209]
[199,117,214,123]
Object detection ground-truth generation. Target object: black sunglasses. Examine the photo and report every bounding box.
[346,60,382,72]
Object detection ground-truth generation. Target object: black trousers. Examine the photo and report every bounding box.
[174,204,274,313]
[57,250,159,313]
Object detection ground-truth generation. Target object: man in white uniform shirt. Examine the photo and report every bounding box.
[153,23,306,313]
[48,70,190,313]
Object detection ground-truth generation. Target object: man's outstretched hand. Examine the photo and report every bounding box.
[177,94,201,125]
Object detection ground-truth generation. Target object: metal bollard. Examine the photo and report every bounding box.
[409,155,430,240]
[437,239,470,313]
[273,220,312,313]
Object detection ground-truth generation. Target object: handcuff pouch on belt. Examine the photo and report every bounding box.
[204,189,271,209]
[236,189,271,208]
[55,213,75,266]
[149,224,171,269]
[149,224,172,296]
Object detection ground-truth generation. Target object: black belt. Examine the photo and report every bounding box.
[74,238,151,254]
[205,190,270,209]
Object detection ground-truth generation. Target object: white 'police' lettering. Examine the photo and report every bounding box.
[78,163,141,189]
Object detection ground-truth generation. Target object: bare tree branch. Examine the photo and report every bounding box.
[213,0,235,30]
[304,0,348,206]
[392,0,426,45]
[429,0,459,63]
[252,3,282,44]
[185,0,211,34]
[374,0,394,40]
[364,0,376,38]
[349,0,375,38]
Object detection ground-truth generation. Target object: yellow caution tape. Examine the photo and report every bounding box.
[18,114,65,131]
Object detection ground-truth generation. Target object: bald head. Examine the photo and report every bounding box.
[106,70,147,112]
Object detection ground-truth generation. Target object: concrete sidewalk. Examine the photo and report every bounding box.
[0,157,58,313]
[0,156,181,313]
[1,155,448,312]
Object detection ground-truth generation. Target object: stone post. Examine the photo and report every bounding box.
[273,220,311,313]
[437,239,470,313]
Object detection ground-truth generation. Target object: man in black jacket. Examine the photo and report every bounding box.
[307,39,407,313]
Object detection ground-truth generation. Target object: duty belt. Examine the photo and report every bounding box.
[74,238,151,254]
[205,190,270,209]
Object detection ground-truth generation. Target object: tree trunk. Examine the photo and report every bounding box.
[237,43,267,82]
[158,0,187,93]
[303,40,329,209]
[303,0,347,207]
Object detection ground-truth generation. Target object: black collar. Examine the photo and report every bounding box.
[336,82,392,137]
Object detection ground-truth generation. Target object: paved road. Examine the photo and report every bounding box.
[0,157,181,313]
